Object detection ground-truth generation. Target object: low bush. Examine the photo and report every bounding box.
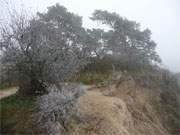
[34,83,85,134]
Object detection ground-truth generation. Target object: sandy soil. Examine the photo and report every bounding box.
[68,81,169,135]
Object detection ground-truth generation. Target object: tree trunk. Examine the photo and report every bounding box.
[18,70,48,96]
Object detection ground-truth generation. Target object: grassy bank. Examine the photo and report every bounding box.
[0,94,35,134]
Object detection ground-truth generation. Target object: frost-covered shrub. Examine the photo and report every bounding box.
[34,83,85,133]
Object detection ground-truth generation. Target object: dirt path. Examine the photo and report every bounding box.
[0,87,18,100]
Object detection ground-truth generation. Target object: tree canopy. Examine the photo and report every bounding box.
[90,10,161,69]
[0,4,161,95]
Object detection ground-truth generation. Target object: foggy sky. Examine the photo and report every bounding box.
[1,0,180,72]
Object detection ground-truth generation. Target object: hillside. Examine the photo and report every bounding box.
[1,71,180,135]
[66,72,180,135]
[0,2,179,135]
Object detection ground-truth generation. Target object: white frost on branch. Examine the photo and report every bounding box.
[34,83,85,134]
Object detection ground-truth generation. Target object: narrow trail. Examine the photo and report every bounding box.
[0,87,18,100]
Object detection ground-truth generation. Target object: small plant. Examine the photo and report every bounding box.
[34,83,85,134]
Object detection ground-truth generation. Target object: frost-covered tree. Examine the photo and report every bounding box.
[0,4,89,95]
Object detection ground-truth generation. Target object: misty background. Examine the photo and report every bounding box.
[1,0,179,72]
